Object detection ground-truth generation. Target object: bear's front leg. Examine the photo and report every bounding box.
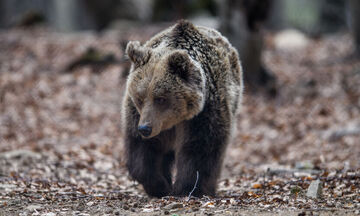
[123,99,172,198]
[173,112,229,197]
[126,135,172,197]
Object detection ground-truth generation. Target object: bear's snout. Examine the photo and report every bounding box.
[138,125,152,137]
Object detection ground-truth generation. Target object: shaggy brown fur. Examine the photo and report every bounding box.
[122,20,243,198]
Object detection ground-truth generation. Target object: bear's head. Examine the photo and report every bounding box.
[125,41,206,138]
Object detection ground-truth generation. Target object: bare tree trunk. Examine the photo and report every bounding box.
[348,0,360,55]
[218,0,276,94]
[152,0,186,21]
[266,0,286,30]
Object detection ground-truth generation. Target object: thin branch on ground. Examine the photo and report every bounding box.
[187,170,199,201]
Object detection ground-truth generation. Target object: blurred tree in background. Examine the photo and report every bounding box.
[348,0,360,55]
[152,0,217,22]
[218,0,276,94]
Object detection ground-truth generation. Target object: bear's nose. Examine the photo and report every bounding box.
[138,125,152,137]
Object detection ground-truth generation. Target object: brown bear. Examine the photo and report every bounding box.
[122,20,243,198]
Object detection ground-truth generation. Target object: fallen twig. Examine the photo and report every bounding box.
[187,170,199,201]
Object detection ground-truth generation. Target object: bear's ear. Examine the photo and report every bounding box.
[126,41,151,67]
[167,51,192,81]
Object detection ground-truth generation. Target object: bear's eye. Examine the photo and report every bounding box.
[154,97,167,105]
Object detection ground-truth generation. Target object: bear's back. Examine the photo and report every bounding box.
[144,23,235,58]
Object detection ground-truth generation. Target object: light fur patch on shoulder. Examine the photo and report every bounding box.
[189,57,206,111]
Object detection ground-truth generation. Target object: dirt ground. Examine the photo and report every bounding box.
[0,25,359,215]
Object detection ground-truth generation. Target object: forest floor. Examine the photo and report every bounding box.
[0,25,359,215]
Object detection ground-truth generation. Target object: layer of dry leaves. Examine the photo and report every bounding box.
[0,26,359,215]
